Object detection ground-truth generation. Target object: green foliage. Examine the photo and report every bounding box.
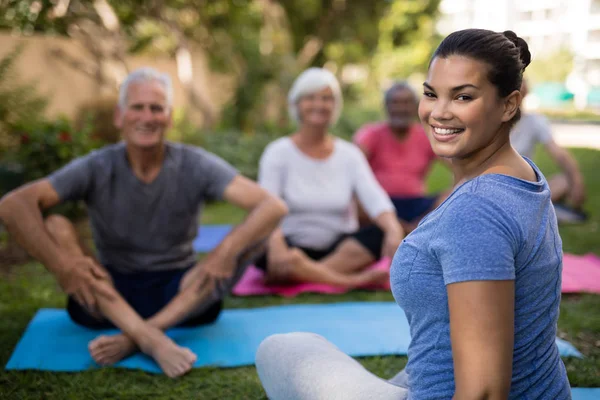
[332,104,384,140]
[0,43,48,157]
[13,117,103,183]
[527,47,574,85]
[8,118,106,218]
[167,108,203,146]
[0,0,443,133]
[74,96,121,144]
[281,0,389,65]
[202,131,282,180]
[0,0,71,35]
[373,0,442,82]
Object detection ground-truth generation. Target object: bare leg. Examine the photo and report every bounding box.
[88,276,215,367]
[547,174,569,203]
[45,215,198,378]
[318,238,376,274]
[90,240,264,367]
[267,247,388,288]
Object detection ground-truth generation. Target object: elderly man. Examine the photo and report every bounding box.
[510,79,587,222]
[0,67,287,378]
[353,81,449,233]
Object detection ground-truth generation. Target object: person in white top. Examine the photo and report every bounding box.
[254,67,405,287]
[511,79,586,218]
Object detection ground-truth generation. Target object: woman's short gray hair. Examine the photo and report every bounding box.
[287,67,343,125]
[118,67,173,111]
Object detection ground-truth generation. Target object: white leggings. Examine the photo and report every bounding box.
[255,332,410,400]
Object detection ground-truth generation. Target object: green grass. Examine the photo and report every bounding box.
[0,147,599,399]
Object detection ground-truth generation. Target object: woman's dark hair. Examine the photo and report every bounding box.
[431,29,531,122]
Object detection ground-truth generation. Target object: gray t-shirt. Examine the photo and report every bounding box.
[48,141,237,273]
[510,113,553,159]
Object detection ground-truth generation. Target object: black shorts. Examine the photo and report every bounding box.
[392,196,438,222]
[67,264,222,330]
[254,224,384,272]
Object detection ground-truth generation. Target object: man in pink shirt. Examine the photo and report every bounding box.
[354,82,449,232]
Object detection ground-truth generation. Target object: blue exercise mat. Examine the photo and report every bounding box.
[5,302,582,374]
[572,388,600,400]
[192,224,232,253]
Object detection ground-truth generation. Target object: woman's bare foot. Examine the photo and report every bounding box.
[89,334,137,366]
[139,328,197,378]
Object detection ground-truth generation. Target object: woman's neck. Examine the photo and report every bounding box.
[294,125,330,147]
[451,129,513,185]
[292,125,334,159]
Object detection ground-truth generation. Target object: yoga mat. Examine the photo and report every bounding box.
[193,226,600,295]
[562,253,600,294]
[5,303,582,374]
[572,388,600,400]
[232,253,600,297]
[192,224,232,253]
[233,259,391,297]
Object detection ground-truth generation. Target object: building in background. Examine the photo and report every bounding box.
[437,0,600,109]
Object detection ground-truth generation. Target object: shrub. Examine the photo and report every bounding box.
[14,117,103,182]
[202,130,282,180]
[74,96,121,144]
[9,117,106,219]
[331,104,384,140]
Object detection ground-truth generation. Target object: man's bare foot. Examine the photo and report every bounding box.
[139,328,197,378]
[89,334,137,366]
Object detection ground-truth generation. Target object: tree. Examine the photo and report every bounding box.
[373,0,442,86]
[0,0,130,96]
[526,46,574,85]
[0,0,443,132]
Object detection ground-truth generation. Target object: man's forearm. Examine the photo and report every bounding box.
[0,195,66,274]
[214,196,287,258]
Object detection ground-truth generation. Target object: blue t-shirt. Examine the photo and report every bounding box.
[390,158,571,399]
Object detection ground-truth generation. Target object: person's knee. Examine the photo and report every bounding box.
[256,333,291,367]
[337,238,371,259]
[256,332,325,367]
[256,332,327,397]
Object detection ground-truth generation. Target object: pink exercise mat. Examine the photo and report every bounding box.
[232,257,392,297]
[232,253,600,297]
[561,253,600,294]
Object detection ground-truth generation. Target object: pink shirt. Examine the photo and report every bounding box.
[353,122,436,198]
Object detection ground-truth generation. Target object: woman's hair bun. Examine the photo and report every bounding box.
[503,30,531,70]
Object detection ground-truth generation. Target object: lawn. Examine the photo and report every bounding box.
[0,147,599,399]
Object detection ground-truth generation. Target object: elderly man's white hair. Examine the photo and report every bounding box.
[118,67,173,111]
[287,67,343,125]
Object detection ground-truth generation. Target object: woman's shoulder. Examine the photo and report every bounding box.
[334,137,365,158]
[262,136,294,157]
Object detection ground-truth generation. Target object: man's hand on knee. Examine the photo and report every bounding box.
[179,250,238,295]
[56,256,116,318]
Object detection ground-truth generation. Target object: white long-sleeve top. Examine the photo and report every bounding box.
[258,137,395,250]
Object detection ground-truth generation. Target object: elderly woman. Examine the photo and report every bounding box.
[254,67,404,288]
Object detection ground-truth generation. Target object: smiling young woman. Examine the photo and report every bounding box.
[255,29,572,400]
